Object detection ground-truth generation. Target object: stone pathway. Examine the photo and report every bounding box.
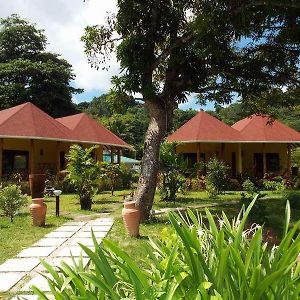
[0,216,114,299]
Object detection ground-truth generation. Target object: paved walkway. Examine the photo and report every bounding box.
[0,216,114,299]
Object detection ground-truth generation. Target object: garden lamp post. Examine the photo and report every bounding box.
[53,190,62,217]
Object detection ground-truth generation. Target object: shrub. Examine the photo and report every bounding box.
[262,175,286,191]
[205,157,229,198]
[284,190,300,209]
[186,176,206,191]
[66,145,100,210]
[159,142,187,202]
[33,199,300,299]
[0,185,28,222]
[100,162,122,196]
[241,179,257,198]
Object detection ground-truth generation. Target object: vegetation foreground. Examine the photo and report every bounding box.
[32,198,300,299]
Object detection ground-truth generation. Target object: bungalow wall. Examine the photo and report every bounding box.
[176,142,289,178]
[0,138,104,178]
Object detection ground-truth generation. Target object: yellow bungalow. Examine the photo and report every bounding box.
[167,111,300,179]
[0,102,130,178]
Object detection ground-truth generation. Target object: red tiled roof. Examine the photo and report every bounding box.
[167,111,243,142]
[232,115,300,142]
[56,113,130,148]
[0,102,76,141]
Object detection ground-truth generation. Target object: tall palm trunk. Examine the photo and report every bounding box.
[134,100,168,222]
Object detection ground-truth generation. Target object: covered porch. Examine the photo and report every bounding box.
[175,142,292,179]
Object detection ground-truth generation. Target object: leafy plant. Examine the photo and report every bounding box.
[205,157,229,198]
[284,190,300,209]
[100,162,122,196]
[0,184,27,222]
[66,145,100,210]
[33,198,300,299]
[159,142,187,202]
[262,175,286,191]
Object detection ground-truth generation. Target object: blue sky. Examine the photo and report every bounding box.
[1,0,225,112]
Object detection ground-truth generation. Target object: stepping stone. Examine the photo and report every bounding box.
[89,219,113,226]
[62,221,87,226]
[0,272,26,292]
[76,231,107,238]
[17,247,56,258]
[56,246,94,257]
[53,226,81,232]
[69,237,101,247]
[44,231,75,238]
[21,274,53,292]
[0,258,40,272]
[45,256,90,270]
[82,225,112,232]
[34,237,68,247]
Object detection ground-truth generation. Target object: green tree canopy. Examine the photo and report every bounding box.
[82,1,299,220]
[0,14,82,117]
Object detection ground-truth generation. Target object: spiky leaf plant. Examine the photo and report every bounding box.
[33,197,300,299]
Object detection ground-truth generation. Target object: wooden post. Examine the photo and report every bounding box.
[56,141,61,174]
[110,146,114,163]
[263,143,267,176]
[287,143,292,180]
[197,143,201,163]
[237,143,243,175]
[117,148,121,164]
[0,138,3,178]
[221,143,225,161]
[30,139,35,174]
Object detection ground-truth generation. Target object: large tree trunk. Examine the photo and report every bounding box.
[134,100,168,222]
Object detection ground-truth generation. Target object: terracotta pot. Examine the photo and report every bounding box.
[29,174,46,198]
[29,198,47,226]
[122,201,140,237]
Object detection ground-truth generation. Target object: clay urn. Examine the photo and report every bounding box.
[122,200,141,237]
[29,198,47,226]
[29,174,46,198]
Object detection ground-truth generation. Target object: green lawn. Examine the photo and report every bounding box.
[0,190,130,264]
[108,190,300,266]
[0,188,298,267]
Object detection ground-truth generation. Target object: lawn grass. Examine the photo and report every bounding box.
[107,189,300,266]
[0,188,297,267]
[0,214,69,264]
[0,190,129,264]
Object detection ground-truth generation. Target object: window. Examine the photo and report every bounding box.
[3,150,29,176]
[60,151,66,170]
[266,153,280,172]
[182,153,197,168]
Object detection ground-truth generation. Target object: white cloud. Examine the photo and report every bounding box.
[0,0,120,98]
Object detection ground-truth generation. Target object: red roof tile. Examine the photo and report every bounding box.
[167,111,243,142]
[56,113,130,148]
[232,115,300,142]
[0,102,76,141]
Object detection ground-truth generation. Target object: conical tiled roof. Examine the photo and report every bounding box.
[167,110,243,142]
[56,113,130,148]
[0,102,76,141]
[232,115,300,142]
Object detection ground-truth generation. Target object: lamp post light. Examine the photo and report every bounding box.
[53,190,62,217]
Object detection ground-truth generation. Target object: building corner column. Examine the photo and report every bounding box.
[197,143,201,163]
[117,148,121,164]
[237,143,243,175]
[287,143,292,180]
[262,143,267,176]
[56,141,61,175]
[110,146,115,163]
[30,139,35,174]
